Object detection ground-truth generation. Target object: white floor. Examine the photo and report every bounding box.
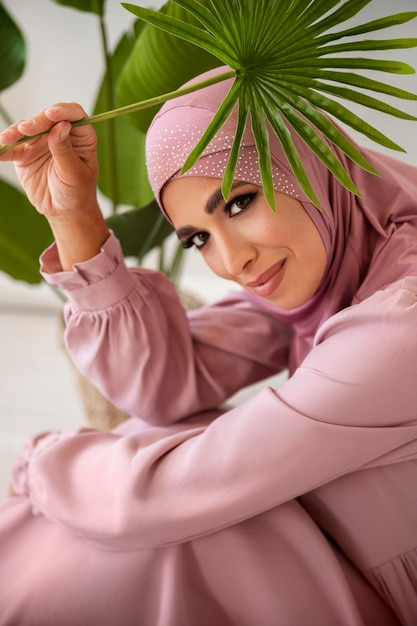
[0,299,85,499]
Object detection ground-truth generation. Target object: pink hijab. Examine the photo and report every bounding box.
[146,66,417,367]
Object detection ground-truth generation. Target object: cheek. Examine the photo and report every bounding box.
[200,248,228,279]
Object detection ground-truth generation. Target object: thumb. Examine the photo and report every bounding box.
[48,120,72,155]
[47,121,85,180]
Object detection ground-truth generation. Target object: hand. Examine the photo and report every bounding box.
[0,102,98,220]
[0,103,110,269]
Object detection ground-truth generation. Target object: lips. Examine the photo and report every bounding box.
[246,259,286,297]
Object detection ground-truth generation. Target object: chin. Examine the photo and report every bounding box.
[265,291,310,310]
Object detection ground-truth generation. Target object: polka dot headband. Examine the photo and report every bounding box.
[145,69,308,220]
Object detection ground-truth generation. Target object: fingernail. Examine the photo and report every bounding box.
[17,119,34,132]
[46,106,61,116]
[58,122,71,141]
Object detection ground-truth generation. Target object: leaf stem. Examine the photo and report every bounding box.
[0,70,236,156]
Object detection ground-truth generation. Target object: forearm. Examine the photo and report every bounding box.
[11,387,417,550]
[0,103,108,271]
[41,234,290,423]
[47,206,110,271]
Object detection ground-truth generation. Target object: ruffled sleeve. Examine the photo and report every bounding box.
[41,232,292,424]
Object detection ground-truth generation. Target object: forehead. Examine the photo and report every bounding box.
[161,176,225,224]
[147,116,302,209]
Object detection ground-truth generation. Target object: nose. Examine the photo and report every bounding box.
[217,235,256,278]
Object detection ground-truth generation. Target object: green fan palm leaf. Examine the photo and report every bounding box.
[182,75,243,172]
[122,5,231,63]
[1,0,416,211]
[261,81,371,186]
[314,83,417,121]
[263,100,319,209]
[314,70,417,101]
[222,96,250,200]
[281,83,410,151]
[317,11,417,42]
[119,0,417,209]
[270,78,410,157]
[249,88,276,209]
[307,0,373,34]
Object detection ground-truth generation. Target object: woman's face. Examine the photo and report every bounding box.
[162,176,327,310]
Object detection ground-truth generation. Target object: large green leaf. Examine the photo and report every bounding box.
[0,3,26,93]
[51,0,105,16]
[117,0,220,133]
[0,178,53,283]
[93,24,153,208]
[106,201,173,261]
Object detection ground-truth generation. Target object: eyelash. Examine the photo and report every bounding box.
[181,192,258,251]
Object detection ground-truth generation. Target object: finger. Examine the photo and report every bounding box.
[47,120,73,156]
[16,112,57,137]
[12,103,87,139]
[44,102,88,124]
[47,120,95,177]
[0,119,27,144]
[0,114,51,162]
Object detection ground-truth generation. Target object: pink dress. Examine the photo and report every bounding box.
[0,226,416,625]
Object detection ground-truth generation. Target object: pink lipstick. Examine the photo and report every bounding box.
[247,260,286,297]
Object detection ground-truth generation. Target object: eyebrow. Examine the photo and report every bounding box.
[175,181,248,240]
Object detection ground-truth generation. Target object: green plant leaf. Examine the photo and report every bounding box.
[173,0,224,37]
[2,0,417,213]
[281,81,409,152]
[51,0,106,16]
[106,200,173,261]
[182,75,242,172]
[263,86,362,196]
[261,79,379,176]
[263,103,320,209]
[118,1,221,133]
[222,94,249,200]
[317,38,417,56]
[249,90,276,210]
[316,70,417,102]
[0,3,26,93]
[306,0,375,36]
[119,0,416,208]
[93,25,153,208]
[315,82,417,121]
[318,11,417,43]
[0,178,53,283]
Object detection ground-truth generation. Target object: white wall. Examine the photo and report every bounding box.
[1,0,417,308]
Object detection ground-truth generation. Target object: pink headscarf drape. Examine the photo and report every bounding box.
[146,66,417,366]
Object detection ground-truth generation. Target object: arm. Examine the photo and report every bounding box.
[1,103,291,422]
[41,233,292,423]
[11,278,417,549]
[0,103,110,269]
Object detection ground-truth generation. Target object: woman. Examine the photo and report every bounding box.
[0,66,416,625]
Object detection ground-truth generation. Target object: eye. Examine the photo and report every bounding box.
[181,231,209,250]
[225,192,257,217]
